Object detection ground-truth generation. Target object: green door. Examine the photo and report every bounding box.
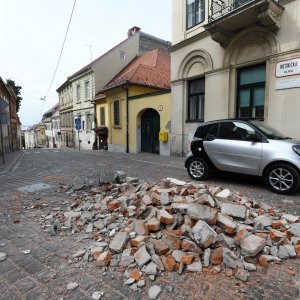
[141,109,160,154]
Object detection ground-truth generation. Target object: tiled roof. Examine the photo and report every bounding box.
[101,49,170,92]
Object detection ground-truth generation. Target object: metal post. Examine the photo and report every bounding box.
[78,130,80,151]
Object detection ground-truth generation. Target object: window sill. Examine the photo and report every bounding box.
[113,125,121,129]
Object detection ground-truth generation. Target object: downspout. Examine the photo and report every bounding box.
[122,84,129,153]
[91,99,97,150]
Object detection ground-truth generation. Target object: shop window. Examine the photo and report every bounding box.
[237,64,266,119]
[187,0,205,29]
[187,78,205,121]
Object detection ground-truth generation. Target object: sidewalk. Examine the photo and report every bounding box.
[0,149,24,175]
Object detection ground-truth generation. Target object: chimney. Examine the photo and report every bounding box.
[127,26,141,37]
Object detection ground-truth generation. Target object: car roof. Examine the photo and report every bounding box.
[197,119,263,126]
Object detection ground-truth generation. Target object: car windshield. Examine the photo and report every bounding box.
[250,121,290,140]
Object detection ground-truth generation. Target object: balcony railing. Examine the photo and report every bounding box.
[209,0,254,22]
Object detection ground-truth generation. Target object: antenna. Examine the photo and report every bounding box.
[86,44,96,61]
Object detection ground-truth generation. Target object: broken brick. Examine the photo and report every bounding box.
[161,255,177,272]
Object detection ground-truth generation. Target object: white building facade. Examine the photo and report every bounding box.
[171,0,300,156]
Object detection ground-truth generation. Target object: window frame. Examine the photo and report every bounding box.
[84,81,89,101]
[120,51,126,60]
[186,0,205,30]
[113,100,120,127]
[76,84,81,103]
[236,63,266,120]
[187,77,205,122]
[100,107,105,126]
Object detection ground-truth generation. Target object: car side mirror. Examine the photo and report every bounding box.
[246,133,260,142]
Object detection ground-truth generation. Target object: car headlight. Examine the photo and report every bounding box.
[292,145,300,156]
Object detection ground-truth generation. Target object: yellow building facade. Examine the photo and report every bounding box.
[95,85,171,155]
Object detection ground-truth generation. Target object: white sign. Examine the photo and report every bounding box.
[276,78,300,90]
[276,58,300,77]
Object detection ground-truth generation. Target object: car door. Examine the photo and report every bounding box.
[203,121,263,175]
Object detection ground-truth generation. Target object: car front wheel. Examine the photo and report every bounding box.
[265,163,300,194]
[187,157,209,181]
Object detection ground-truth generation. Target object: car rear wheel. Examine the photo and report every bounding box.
[265,163,300,194]
[187,157,209,181]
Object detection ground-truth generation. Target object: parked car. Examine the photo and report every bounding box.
[185,119,300,195]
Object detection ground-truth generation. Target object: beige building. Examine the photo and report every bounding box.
[171,0,300,156]
[57,26,171,150]
[97,49,171,155]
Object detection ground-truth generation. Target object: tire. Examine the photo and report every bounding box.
[187,157,209,181]
[265,163,300,195]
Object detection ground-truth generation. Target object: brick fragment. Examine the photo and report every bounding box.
[150,238,169,255]
[181,254,193,265]
[272,220,282,229]
[146,218,161,232]
[294,245,300,258]
[182,239,199,252]
[158,209,174,225]
[95,250,111,267]
[217,213,237,234]
[233,229,249,246]
[108,199,120,211]
[161,230,182,236]
[142,194,153,206]
[258,256,268,267]
[132,219,148,235]
[240,235,267,257]
[161,255,177,272]
[187,203,217,224]
[131,235,146,247]
[130,269,142,281]
[210,247,223,265]
[162,233,181,250]
[269,229,286,242]
[134,245,151,267]
[192,220,217,248]
[221,203,247,220]
[109,232,129,253]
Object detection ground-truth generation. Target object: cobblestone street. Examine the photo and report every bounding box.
[0,149,300,299]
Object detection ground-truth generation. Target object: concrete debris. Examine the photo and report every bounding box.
[92,291,104,300]
[221,203,248,220]
[66,282,79,291]
[148,285,162,299]
[0,252,7,262]
[37,175,300,288]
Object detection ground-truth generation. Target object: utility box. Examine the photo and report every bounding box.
[159,130,168,142]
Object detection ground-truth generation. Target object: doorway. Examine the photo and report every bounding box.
[141,109,160,154]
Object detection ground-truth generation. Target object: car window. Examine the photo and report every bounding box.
[219,122,255,141]
[194,123,218,139]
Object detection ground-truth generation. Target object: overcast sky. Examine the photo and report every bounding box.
[0,0,172,126]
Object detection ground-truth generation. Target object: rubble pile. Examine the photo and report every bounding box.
[41,176,300,289]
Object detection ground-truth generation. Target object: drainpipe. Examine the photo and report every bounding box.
[122,84,130,153]
[91,99,97,150]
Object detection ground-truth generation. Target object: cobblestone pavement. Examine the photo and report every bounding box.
[0,149,300,299]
